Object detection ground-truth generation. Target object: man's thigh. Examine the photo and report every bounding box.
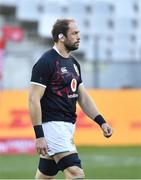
[53,151,82,171]
[36,154,58,178]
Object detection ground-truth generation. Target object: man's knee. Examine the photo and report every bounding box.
[57,153,85,179]
[64,166,85,179]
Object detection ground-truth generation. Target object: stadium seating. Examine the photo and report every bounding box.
[3,52,31,89]
[0,0,141,88]
[114,18,138,35]
[38,0,63,37]
[16,0,40,22]
[0,0,18,7]
[114,0,138,18]
[38,15,57,37]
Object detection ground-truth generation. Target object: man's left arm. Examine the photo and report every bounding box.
[78,84,112,138]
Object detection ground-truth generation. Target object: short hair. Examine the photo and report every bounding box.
[51,18,75,42]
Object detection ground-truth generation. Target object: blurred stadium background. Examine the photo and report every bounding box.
[0,0,141,179]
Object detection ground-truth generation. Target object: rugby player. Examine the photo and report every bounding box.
[29,18,112,179]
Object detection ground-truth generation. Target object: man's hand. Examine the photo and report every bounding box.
[35,137,48,156]
[101,123,113,138]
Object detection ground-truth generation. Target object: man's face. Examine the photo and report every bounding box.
[64,21,80,51]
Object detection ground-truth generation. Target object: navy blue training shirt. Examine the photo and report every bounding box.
[31,48,83,124]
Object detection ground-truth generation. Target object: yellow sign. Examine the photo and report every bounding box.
[0,90,141,146]
[75,90,141,145]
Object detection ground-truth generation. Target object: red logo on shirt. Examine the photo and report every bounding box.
[71,79,77,92]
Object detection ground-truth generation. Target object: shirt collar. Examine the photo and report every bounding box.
[53,45,62,56]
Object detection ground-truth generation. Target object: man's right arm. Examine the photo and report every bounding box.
[29,84,48,156]
[29,84,45,126]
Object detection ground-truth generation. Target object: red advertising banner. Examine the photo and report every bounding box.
[0,139,35,154]
[0,90,141,154]
[2,25,24,42]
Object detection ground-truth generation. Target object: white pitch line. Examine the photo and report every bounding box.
[81,154,141,167]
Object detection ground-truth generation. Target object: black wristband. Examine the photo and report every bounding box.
[94,115,106,127]
[33,125,44,139]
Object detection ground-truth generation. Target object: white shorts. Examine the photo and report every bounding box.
[42,121,77,156]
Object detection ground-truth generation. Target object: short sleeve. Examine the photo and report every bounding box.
[78,64,83,85]
[73,59,83,85]
[30,55,53,87]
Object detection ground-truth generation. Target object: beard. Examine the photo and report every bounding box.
[64,41,79,51]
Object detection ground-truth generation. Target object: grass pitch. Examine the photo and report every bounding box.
[0,146,141,179]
